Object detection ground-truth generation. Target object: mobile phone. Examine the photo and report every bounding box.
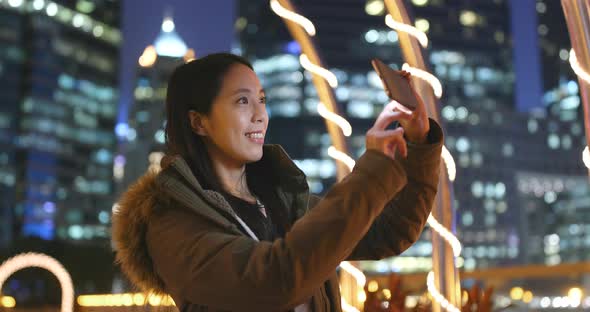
[371,58,419,111]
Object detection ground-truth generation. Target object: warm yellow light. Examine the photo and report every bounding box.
[427,214,461,257]
[415,18,430,33]
[300,54,338,88]
[122,294,133,306]
[382,288,392,300]
[412,0,429,6]
[568,287,583,301]
[510,287,524,300]
[184,48,196,63]
[269,0,316,36]
[459,10,478,27]
[341,298,361,312]
[385,14,428,48]
[76,293,174,307]
[461,290,469,305]
[138,45,157,67]
[367,280,379,292]
[365,0,385,16]
[523,291,533,303]
[339,261,366,287]
[427,271,461,312]
[133,293,145,305]
[148,294,162,306]
[328,147,355,172]
[1,296,16,308]
[317,102,352,136]
[357,290,367,303]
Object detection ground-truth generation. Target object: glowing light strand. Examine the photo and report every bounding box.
[441,146,456,182]
[385,9,462,311]
[568,50,590,170]
[269,2,365,308]
[402,63,443,98]
[0,253,74,312]
[300,54,339,88]
[569,49,590,85]
[317,102,352,136]
[427,272,461,312]
[269,0,316,36]
[385,14,428,48]
[583,146,590,170]
[338,261,367,287]
[328,146,356,172]
[341,298,361,312]
[427,215,462,257]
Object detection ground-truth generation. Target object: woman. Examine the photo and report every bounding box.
[112,53,443,312]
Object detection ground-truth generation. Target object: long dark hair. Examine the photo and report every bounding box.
[164,53,253,193]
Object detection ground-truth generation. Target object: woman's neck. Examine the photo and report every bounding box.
[207,146,254,202]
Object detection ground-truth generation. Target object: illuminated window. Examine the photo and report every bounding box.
[461,211,473,226]
[547,134,560,149]
[459,10,478,27]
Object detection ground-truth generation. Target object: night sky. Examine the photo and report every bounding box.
[117,0,236,124]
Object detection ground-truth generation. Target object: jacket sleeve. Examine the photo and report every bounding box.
[345,118,444,260]
[145,150,408,310]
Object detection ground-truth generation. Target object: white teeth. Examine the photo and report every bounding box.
[246,133,263,139]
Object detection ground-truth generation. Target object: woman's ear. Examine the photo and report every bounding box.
[188,110,208,136]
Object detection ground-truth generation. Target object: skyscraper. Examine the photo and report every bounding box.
[0,0,121,245]
[117,15,195,192]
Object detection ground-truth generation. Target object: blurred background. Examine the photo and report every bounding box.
[0,0,588,311]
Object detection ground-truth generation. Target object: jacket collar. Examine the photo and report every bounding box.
[156,144,310,221]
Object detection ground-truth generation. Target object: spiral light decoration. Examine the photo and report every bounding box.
[383,0,462,310]
[270,1,364,309]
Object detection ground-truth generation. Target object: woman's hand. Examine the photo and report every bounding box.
[366,103,412,160]
[395,71,430,144]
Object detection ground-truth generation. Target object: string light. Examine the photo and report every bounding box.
[385,14,428,48]
[0,296,16,308]
[567,50,590,171]
[270,1,365,309]
[427,215,462,257]
[317,102,352,136]
[339,261,367,287]
[402,63,443,98]
[300,54,339,87]
[0,253,74,312]
[569,49,590,85]
[328,146,356,172]
[269,0,316,36]
[385,5,461,311]
[441,146,456,181]
[427,272,461,312]
[341,298,361,312]
[77,293,175,307]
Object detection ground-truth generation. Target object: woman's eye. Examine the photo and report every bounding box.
[259,96,266,104]
[237,97,248,104]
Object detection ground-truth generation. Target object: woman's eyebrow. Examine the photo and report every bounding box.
[231,88,265,95]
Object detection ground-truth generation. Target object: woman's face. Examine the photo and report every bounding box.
[194,63,268,166]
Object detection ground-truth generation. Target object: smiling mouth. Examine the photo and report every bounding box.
[245,132,264,139]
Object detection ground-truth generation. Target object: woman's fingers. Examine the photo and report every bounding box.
[373,107,412,131]
[366,127,407,160]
